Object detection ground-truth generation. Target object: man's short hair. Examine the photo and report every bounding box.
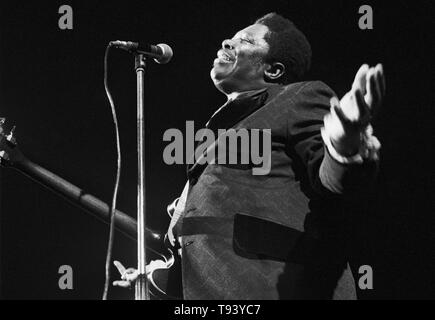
[255,12,312,84]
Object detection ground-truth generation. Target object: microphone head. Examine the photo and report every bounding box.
[155,43,173,64]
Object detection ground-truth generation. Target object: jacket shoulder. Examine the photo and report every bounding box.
[274,81,336,121]
[280,81,337,101]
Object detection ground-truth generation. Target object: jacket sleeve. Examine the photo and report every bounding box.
[285,81,379,197]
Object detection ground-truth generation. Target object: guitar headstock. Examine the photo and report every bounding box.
[0,118,24,167]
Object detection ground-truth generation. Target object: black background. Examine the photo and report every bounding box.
[0,0,433,299]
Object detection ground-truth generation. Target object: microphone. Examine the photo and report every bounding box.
[110,41,173,64]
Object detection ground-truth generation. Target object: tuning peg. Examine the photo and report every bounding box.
[0,118,5,134]
[6,125,17,145]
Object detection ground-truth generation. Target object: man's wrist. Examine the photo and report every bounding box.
[321,125,381,165]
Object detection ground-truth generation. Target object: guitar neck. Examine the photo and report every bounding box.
[12,157,163,247]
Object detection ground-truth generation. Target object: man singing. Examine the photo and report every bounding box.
[114,12,385,300]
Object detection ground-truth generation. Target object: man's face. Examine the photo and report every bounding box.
[211,23,271,94]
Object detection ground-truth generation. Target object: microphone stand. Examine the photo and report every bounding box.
[134,53,149,300]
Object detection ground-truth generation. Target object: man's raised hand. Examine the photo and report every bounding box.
[324,64,385,156]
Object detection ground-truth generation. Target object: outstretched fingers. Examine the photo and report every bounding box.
[366,64,385,116]
[365,68,380,108]
[352,64,370,94]
[376,64,386,97]
[354,89,371,127]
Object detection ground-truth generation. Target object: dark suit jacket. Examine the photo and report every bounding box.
[176,81,378,300]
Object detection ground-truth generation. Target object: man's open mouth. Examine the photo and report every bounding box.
[216,50,235,63]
